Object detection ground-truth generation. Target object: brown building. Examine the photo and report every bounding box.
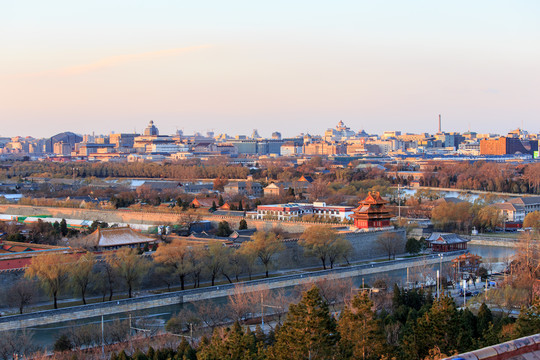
[480,136,538,156]
[303,142,346,156]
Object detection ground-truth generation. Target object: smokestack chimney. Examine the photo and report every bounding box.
[438,114,441,133]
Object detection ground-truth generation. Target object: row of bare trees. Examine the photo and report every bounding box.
[422,161,540,194]
[165,277,371,336]
[10,225,355,313]
[18,248,149,311]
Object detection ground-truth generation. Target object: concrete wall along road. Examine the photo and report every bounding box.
[0,251,463,332]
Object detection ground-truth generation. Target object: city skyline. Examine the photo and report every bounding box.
[0,117,538,140]
[1,1,539,138]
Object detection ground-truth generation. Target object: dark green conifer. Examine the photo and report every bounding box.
[269,286,337,360]
[337,291,385,359]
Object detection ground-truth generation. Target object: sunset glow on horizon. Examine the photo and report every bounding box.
[1,1,539,138]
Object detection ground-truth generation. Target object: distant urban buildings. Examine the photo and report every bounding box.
[0,119,538,162]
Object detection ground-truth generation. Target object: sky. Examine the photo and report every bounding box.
[1,1,539,138]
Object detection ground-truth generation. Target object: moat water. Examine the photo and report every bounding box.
[25,244,515,350]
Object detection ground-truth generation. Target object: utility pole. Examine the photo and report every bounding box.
[398,183,401,220]
[101,315,105,357]
[261,292,280,331]
[437,270,440,299]
[406,267,409,288]
[462,279,467,307]
[485,278,488,303]
[437,253,443,298]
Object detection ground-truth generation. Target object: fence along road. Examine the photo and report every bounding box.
[0,252,464,332]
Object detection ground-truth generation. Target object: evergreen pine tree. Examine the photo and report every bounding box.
[218,195,224,207]
[216,221,232,237]
[239,219,248,230]
[146,346,155,359]
[198,322,260,360]
[477,302,493,337]
[337,291,385,360]
[60,218,68,236]
[515,298,540,337]
[286,187,295,197]
[413,295,460,358]
[177,337,197,360]
[457,308,477,352]
[392,283,402,308]
[269,286,337,360]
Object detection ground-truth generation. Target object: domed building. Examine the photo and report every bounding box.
[144,120,159,136]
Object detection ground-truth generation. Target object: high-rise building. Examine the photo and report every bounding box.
[480,136,538,156]
[143,120,159,136]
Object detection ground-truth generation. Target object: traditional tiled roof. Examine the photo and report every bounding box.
[82,227,155,248]
[427,232,469,245]
[191,197,219,208]
[352,192,392,220]
[434,197,464,205]
[298,175,314,183]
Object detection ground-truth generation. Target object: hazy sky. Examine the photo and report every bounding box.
[1,1,539,138]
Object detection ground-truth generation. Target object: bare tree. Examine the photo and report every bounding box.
[100,253,118,301]
[25,252,73,309]
[193,300,228,333]
[299,225,351,269]
[227,283,255,323]
[238,242,259,280]
[308,178,330,201]
[227,248,247,282]
[204,241,231,286]
[153,264,176,291]
[189,245,205,288]
[509,231,540,305]
[310,278,353,312]
[153,239,192,290]
[0,330,39,360]
[241,231,284,277]
[107,247,149,298]
[5,278,36,314]
[376,232,404,260]
[69,251,96,305]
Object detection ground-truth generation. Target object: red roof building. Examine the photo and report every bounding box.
[351,192,392,229]
[427,232,470,252]
[0,241,80,271]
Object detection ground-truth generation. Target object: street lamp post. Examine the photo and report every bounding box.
[436,270,440,299]
[261,293,280,330]
[398,184,401,220]
[437,253,443,298]
[464,280,468,306]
